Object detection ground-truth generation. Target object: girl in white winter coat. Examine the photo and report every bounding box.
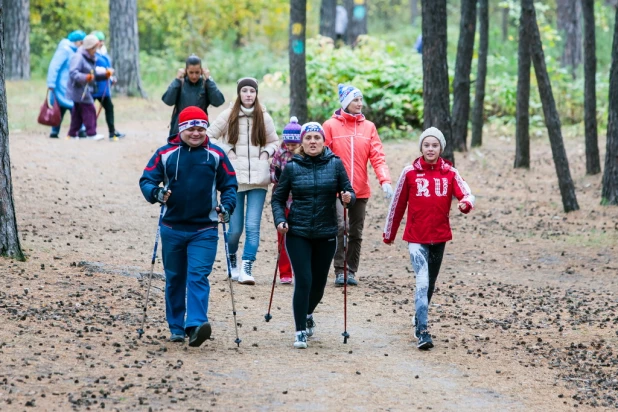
[207,77,279,285]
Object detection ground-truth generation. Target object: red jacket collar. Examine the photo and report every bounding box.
[413,156,452,173]
[333,108,365,123]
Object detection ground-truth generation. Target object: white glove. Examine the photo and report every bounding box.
[95,66,107,76]
[382,183,393,200]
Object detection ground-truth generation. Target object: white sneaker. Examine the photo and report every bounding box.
[229,254,240,281]
[87,134,104,141]
[306,317,316,337]
[238,260,255,285]
[294,331,308,349]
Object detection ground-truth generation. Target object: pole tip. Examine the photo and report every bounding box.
[137,328,144,339]
[235,338,242,347]
[264,313,272,322]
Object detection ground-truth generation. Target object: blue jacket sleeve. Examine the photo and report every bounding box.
[215,151,238,214]
[139,150,165,204]
[46,43,69,88]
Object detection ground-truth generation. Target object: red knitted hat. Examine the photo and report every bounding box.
[178,106,209,133]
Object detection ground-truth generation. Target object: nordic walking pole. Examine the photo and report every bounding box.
[265,223,287,322]
[221,217,242,347]
[137,185,169,339]
[96,79,110,119]
[342,204,350,344]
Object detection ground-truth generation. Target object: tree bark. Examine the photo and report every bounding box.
[514,1,531,168]
[422,0,454,164]
[0,7,25,260]
[557,0,583,77]
[601,5,618,205]
[3,0,29,80]
[502,4,509,42]
[471,0,488,148]
[581,0,601,175]
[411,0,419,25]
[109,0,147,98]
[290,0,308,123]
[523,0,579,212]
[451,0,478,152]
[320,0,337,39]
[345,0,368,46]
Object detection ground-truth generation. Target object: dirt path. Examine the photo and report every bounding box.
[2,94,617,410]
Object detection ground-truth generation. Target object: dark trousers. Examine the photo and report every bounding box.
[95,96,115,134]
[286,234,337,331]
[68,102,97,137]
[334,198,368,274]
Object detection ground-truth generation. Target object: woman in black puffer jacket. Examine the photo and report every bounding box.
[272,122,355,349]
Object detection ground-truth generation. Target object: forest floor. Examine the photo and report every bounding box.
[2,86,618,411]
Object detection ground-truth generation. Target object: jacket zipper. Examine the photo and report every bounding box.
[311,162,317,237]
[247,118,251,182]
[350,120,356,185]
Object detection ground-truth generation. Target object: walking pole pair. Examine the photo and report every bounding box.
[264,223,287,322]
[221,217,242,347]
[137,186,168,339]
[342,204,350,344]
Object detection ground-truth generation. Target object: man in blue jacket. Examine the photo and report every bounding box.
[139,106,238,347]
[46,30,87,138]
[91,31,125,140]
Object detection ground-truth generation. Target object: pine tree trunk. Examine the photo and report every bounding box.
[3,0,29,80]
[451,0,478,152]
[320,0,337,39]
[502,5,509,41]
[557,0,583,78]
[290,0,308,123]
[0,9,25,260]
[582,0,601,175]
[601,6,618,205]
[411,0,418,25]
[524,0,579,212]
[471,0,488,148]
[514,1,531,169]
[421,0,454,164]
[345,0,368,46]
[109,0,147,98]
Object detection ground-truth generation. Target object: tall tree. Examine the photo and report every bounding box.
[3,0,29,80]
[514,1,531,168]
[422,0,454,164]
[471,0,489,148]
[601,5,618,205]
[410,0,419,25]
[320,0,337,39]
[290,0,308,122]
[0,5,25,260]
[557,0,583,77]
[523,0,579,212]
[582,0,600,175]
[109,0,147,97]
[451,0,478,152]
[345,0,368,46]
[501,3,509,42]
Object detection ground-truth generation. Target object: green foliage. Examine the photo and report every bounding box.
[301,37,424,138]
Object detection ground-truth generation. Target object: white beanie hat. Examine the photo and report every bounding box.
[82,34,99,50]
[419,127,446,152]
[338,83,362,111]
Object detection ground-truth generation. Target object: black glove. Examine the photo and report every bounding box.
[274,166,282,181]
[217,204,230,223]
[154,187,169,203]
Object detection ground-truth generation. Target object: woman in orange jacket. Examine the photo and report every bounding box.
[323,84,393,286]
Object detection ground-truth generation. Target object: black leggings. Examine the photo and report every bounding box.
[95,96,115,134]
[286,234,337,331]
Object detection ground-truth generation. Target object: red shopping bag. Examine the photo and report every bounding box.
[37,90,62,127]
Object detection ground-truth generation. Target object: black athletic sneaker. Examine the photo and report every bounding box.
[109,131,126,140]
[417,331,434,350]
[49,133,59,138]
[78,130,87,138]
[306,317,316,337]
[294,331,308,349]
[188,322,212,347]
[169,333,185,343]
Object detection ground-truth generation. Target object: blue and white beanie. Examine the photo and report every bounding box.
[300,122,325,139]
[282,116,302,144]
[338,83,362,110]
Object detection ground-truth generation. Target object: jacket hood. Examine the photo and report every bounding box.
[59,38,78,52]
[167,134,211,147]
[332,108,365,123]
[412,156,452,173]
[292,146,336,165]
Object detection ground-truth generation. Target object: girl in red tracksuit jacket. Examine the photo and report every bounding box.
[383,127,475,350]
